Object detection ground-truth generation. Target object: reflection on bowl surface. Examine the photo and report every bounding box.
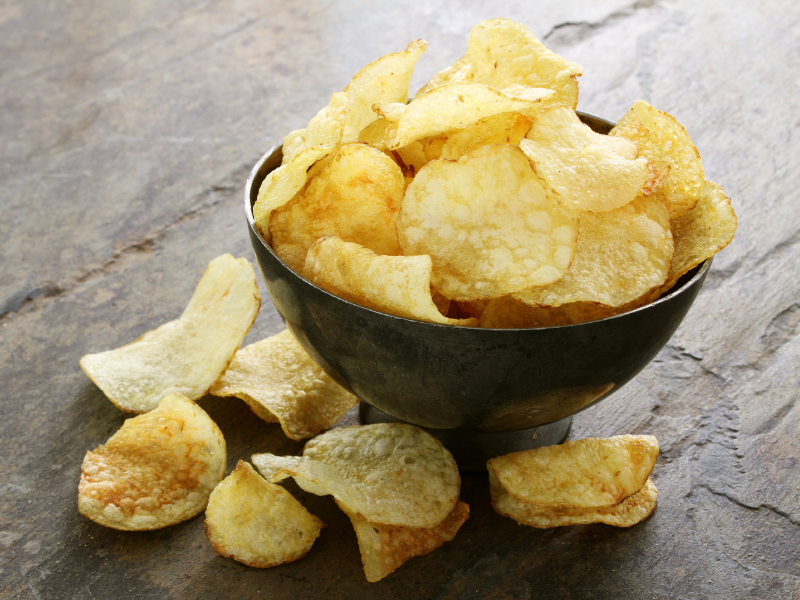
[245,113,710,431]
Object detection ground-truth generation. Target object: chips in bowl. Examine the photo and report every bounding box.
[78,393,226,530]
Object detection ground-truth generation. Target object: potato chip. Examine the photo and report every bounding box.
[416,18,583,109]
[487,435,658,509]
[204,461,323,567]
[254,145,336,241]
[513,196,672,308]
[80,254,260,413]
[252,423,460,528]
[520,105,649,213]
[387,83,552,150]
[78,393,226,530]
[649,180,737,300]
[281,92,348,165]
[398,143,577,301]
[491,476,657,528]
[268,143,404,273]
[439,111,532,161]
[610,100,704,218]
[342,39,427,141]
[304,236,477,326]
[479,296,630,328]
[340,499,469,582]
[210,329,358,440]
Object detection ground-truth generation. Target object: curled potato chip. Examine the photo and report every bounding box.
[342,39,427,141]
[210,329,359,440]
[304,236,476,326]
[269,143,404,273]
[78,393,226,530]
[610,100,704,218]
[340,499,469,582]
[520,105,649,213]
[398,144,577,301]
[513,196,673,308]
[439,111,532,161]
[491,475,657,528]
[252,423,461,528]
[281,92,348,165]
[204,461,323,568]
[387,83,552,150]
[487,435,658,509]
[416,18,583,108]
[80,254,260,413]
[254,145,336,241]
[650,180,737,300]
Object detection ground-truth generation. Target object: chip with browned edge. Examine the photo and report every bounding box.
[252,423,460,528]
[205,461,323,567]
[80,254,260,413]
[339,499,469,582]
[210,329,358,440]
[78,393,226,530]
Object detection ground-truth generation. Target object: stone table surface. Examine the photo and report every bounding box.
[1,1,798,598]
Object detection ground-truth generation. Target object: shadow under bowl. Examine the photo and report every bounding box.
[245,113,710,465]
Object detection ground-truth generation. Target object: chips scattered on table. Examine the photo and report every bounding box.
[204,461,323,568]
[251,17,735,328]
[209,329,359,440]
[339,499,469,582]
[253,423,461,529]
[78,393,226,530]
[80,254,260,412]
[488,435,659,528]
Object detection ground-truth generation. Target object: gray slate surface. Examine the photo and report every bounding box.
[1,1,798,598]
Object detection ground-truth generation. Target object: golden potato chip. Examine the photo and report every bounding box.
[252,423,461,528]
[610,100,704,218]
[304,236,477,326]
[479,296,630,328]
[210,329,358,440]
[80,254,260,413]
[513,196,673,308]
[342,39,427,141]
[650,180,737,300]
[520,105,649,213]
[78,393,226,530]
[439,111,532,161]
[487,435,658,509]
[204,461,323,567]
[340,499,469,582]
[281,92,348,165]
[416,18,583,109]
[268,143,404,273]
[357,117,396,150]
[398,144,577,301]
[491,475,657,528]
[254,145,336,241]
[387,83,552,150]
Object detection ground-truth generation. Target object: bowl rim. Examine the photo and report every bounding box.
[244,113,711,332]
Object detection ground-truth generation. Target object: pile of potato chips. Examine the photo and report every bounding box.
[255,17,737,327]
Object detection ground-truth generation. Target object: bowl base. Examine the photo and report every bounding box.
[359,403,571,472]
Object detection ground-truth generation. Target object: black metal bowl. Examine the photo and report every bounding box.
[244,113,709,439]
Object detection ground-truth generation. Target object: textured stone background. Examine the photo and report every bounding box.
[1,1,798,598]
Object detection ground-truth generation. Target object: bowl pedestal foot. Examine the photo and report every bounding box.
[359,403,572,472]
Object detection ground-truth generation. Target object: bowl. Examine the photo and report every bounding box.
[244,113,710,466]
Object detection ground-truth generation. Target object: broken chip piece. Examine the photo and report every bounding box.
[80,254,260,413]
[204,461,323,568]
[252,423,461,529]
[339,499,469,582]
[209,329,359,440]
[78,393,226,530]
